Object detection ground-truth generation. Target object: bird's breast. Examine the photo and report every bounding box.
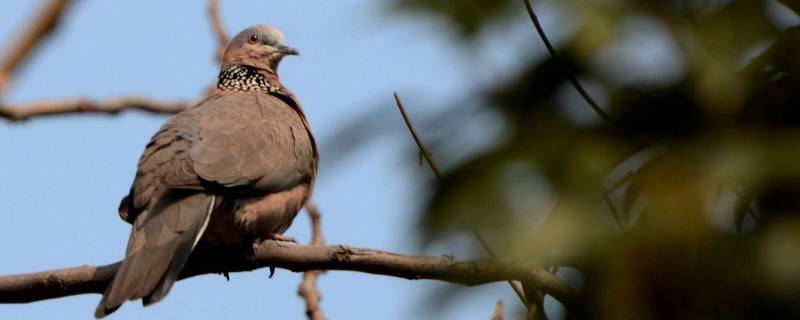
[201,182,310,245]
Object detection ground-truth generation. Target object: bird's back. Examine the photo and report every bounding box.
[122,92,314,222]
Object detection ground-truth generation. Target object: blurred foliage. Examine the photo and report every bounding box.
[338,0,800,318]
[393,0,516,36]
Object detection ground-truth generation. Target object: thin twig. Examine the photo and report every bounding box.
[601,186,625,231]
[473,229,528,305]
[0,96,189,121]
[207,0,230,63]
[393,92,535,309]
[393,92,443,181]
[491,300,505,320]
[523,284,548,320]
[0,0,74,93]
[0,241,579,311]
[298,201,327,320]
[520,0,610,121]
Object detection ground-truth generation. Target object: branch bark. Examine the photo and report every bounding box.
[0,0,74,92]
[0,241,578,312]
[0,96,188,121]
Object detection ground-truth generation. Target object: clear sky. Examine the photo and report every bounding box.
[0,1,542,319]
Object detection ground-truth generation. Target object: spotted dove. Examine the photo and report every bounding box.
[94,25,317,317]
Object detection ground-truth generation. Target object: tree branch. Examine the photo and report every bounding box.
[0,0,74,93]
[520,0,609,121]
[298,201,327,320]
[0,96,188,121]
[0,241,578,312]
[0,0,230,123]
[207,0,229,64]
[393,92,443,181]
[491,300,505,320]
[393,92,542,311]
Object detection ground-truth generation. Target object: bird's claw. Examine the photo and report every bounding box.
[266,233,298,244]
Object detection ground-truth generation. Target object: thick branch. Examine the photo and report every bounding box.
[0,242,578,311]
[0,96,188,121]
[0,0,74,92]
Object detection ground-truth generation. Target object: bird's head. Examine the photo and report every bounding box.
[221,25,298,73]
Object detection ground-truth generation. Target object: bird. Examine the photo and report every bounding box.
[94,25,317,318]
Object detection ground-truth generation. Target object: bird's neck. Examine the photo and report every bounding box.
[216,65,283,93]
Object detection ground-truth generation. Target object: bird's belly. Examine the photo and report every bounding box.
[202,183,309,246]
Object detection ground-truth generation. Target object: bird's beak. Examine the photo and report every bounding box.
[276,45,299,56]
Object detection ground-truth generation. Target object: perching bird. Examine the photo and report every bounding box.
[95,25,317,318]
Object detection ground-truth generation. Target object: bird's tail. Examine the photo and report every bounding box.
[95,191,215,318]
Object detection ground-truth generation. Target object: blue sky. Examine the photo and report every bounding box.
[0,1,545,319]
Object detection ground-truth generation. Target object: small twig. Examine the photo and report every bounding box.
[393,92,443,181]
[601,186,625,231]
[298,200,327,320]
[520,0,610,122]
[523,284,549,320]
[473,229,528,305]
[207,0,230,63]
[0,96,189,121]
[393,92,537,310]
[491,300,505,320]
[731,186,761,231]
[0,0,74,93]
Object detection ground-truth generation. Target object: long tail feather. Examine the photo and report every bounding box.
[95,191,215,318]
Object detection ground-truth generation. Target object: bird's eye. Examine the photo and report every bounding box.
[248,34,259,44]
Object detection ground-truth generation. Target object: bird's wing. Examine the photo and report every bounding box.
[124,112,203,220]
[124,92,313,220]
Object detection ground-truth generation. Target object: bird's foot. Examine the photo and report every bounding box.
[265,233,298,244]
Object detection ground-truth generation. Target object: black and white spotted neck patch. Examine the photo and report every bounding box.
[217,65,281,93]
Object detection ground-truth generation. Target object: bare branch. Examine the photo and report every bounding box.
[0,96,189,121]
[0,0,74,93]
[520,0,610,122]
[393,92,443,181]
[207,0,230,64]
[298,201,327,320]
[491,300,504,320]
[601,186,625,231]
[0,242,579,311]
